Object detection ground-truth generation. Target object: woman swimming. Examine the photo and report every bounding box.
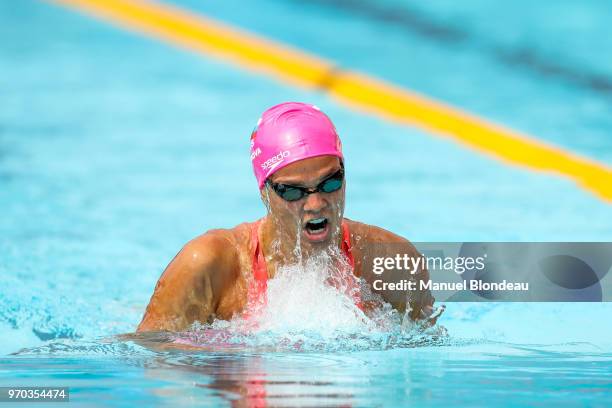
[137,102,441,332]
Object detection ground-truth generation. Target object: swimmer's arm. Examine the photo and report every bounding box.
[137,232,237,332]
[353,222,442,324]
[383,240,440,322]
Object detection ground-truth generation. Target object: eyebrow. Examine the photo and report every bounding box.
[272,167,342,187]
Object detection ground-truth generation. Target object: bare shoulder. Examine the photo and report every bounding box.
[137,224,249,332]
[344,218,422,266]
[183,227,240,266]
[344,218,411,245]
[176,221,258,284]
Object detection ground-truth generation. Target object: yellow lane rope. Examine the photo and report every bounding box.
[49,0,612,201]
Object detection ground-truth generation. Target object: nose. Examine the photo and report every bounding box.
[303,192,327,213]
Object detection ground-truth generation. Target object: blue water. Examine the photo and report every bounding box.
[1,0,612,406]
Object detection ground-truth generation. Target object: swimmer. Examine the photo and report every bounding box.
[137,102,442,332]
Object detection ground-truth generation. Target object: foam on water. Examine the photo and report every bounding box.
[166,250,450,352]
[251,261,372,333]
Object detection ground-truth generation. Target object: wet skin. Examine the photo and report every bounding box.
[138,156,439,332]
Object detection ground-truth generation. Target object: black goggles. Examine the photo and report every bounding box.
[267,168,344,202]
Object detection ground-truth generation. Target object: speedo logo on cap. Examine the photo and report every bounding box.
[261,150,290,170]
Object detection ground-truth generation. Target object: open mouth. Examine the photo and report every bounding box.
[304,217,330,241]
[305,217,328,233]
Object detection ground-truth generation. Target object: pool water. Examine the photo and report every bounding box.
[1,0,611,406]
[6,341,611,407]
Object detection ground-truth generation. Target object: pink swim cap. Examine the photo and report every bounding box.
[250,102,344,189]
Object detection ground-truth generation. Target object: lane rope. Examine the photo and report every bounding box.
[49,0,612,202]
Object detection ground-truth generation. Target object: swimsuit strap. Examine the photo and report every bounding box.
[250,219,268,282]
[248,220,268,305]
[340,220,354,269]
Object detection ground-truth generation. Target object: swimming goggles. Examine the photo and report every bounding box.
[267,168,344,202]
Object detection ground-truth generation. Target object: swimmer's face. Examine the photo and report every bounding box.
[263,156,345,250]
